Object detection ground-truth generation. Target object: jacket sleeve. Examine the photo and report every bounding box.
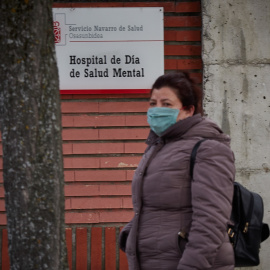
[119,217,134,252]
[177,140,235,270]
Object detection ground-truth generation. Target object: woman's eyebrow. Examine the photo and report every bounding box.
[160,98,172,102]
[149,98,172,102]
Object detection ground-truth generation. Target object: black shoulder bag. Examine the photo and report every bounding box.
[190,139,270,267]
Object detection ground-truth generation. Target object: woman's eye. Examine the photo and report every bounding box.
[149,102,156,107]
[163,103,171,107]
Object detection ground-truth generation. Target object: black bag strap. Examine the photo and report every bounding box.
[245,190,254,232]
[190,139,207,179]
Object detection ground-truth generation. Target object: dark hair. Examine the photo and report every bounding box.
[151,72,203,115]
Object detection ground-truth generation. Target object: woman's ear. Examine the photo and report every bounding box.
[177,105,195,121]
[187,105,195,116]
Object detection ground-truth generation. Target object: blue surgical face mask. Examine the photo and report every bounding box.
[147,107,180,136]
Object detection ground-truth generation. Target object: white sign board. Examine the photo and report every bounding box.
[53,8,164,93]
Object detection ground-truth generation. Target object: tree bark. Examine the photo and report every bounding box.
[0,0,68,269]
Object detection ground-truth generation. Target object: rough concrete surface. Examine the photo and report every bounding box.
[202,1,270,269]
[202,0,270,64]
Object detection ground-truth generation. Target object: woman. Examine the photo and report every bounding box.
[120,72,235,270]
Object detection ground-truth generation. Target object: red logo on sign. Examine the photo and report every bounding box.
[54,21,61,43]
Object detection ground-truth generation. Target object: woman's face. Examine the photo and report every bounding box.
[149,86,194,121]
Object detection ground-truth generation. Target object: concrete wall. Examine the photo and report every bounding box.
[202,0,270,269]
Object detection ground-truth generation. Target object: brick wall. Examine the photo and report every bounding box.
[0,1,201,269]
[62,99,149,225]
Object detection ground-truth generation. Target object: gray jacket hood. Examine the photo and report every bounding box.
[146,113,231,146]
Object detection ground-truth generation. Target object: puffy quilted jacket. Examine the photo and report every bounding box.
[119,114,235,270]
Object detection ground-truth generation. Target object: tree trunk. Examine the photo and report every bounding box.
[0,0,68,269]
